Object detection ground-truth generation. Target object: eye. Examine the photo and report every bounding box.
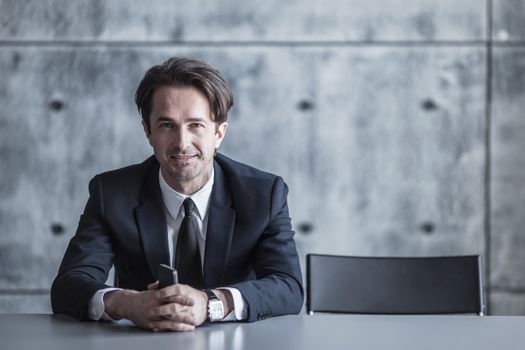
[159,121,173,129]
[190,123,205,128]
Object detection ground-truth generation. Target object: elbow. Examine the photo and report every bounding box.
[50,276,64,315]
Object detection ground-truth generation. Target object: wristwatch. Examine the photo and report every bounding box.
[204,289,224,322]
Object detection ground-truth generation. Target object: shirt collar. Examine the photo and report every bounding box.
[158,167,214,221]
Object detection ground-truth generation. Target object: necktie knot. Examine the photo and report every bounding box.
[183,198,195,216]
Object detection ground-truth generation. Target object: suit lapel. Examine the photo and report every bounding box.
[134,162,170,281]
[203,160,236,288]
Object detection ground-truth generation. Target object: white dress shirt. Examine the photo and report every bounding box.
[87,168,247,321]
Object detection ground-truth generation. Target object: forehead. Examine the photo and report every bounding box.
[151,85,212,120]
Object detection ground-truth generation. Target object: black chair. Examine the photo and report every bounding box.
[306,254,485,315]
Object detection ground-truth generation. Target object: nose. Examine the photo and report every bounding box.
[174,126,190,152]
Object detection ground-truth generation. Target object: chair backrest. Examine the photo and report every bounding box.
[306,254,484,315]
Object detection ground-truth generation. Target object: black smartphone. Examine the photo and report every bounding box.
[158,264,178,289]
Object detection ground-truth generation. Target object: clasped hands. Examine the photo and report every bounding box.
[104,281,208,332]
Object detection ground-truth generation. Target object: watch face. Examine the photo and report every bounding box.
[209,300,224,321]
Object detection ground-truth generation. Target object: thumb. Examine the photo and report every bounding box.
[148,281,159,290]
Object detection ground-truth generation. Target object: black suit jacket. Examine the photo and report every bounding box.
[51,153,303,322]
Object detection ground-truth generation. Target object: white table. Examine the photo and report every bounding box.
[1,314,523,350]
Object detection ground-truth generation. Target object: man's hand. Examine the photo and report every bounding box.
[104,282,235,331]
[152,282,209,327]
[103,282,199,332]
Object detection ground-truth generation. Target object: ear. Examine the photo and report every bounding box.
[214,122,228,149]
[142,120,153,147]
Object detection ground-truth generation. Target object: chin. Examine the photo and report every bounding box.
[173,167,202,180]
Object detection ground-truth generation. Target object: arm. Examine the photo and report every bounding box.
[229,177,304,322]
[51,176,115,320]
[51,176,201,330]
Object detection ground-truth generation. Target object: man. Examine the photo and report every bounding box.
[51,57,303,331]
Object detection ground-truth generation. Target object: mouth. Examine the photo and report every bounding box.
[169,154,198,162]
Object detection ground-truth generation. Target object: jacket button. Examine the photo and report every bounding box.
[257,310,272,320]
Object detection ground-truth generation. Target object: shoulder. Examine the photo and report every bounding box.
[214,153,280,183]
[214,153,287,200]
[91,156,158,195]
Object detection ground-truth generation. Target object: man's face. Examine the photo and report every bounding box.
[144,86,228,194]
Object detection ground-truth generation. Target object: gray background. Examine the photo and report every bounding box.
[0,0,524,314]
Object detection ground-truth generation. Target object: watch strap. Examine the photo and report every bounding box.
[204,289,219,301]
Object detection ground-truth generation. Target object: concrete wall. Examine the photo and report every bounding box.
[0,0,523,314]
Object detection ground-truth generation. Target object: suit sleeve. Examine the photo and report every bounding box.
[230,177,304,322]
[50,175,115,321]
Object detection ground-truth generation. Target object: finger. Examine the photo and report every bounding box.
[151,305,194,323]
[156,283,195,299]
[149,320,195,332]
[163,312,195,325]
[167,294,195,306]
[149,303,195,323]
[148,281,159,290]
[156,284,180,299]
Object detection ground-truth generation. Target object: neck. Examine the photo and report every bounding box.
[161,167,212,195]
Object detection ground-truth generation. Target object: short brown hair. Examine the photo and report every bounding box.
[134,57,234,132]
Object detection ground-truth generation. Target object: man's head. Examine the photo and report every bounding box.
[135,57,234,133]
[135,57,233,194]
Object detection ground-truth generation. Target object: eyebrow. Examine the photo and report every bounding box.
[185,117,209,123]
[155,116,208,123]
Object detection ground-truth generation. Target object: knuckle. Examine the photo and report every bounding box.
[170,304,178,314]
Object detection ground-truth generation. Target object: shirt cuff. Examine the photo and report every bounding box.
[87,287,123,321]
[217,287,247,321]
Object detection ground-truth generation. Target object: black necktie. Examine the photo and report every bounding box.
[175,198,203,288]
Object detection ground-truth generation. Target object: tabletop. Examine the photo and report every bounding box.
[1,313,524,350]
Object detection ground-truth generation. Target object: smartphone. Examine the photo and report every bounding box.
[158,264,178,289]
